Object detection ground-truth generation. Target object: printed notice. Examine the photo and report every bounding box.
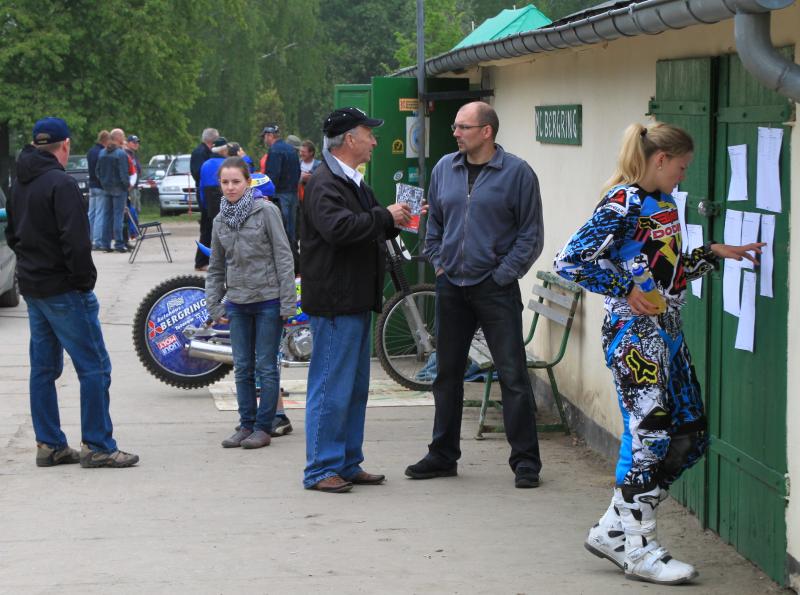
[685,224,704,298]
[723,209,743,316]
[740,211,761,270]
[760,214,775,298]
[734,271,757,352]
[727,144,748,202]
[672,190,689,254]
[756,127,783,213]
[395,183,424,233]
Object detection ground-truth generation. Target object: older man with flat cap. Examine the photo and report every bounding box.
[300,107,411,493]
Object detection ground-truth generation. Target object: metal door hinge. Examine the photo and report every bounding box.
[786,474,791,503]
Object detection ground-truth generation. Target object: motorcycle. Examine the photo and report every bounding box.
[132,237,437,391]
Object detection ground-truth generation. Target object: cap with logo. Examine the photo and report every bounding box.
[127,135,140,143]
[261,124,279,136]
[32,117,70,146]
[323,107,383,138]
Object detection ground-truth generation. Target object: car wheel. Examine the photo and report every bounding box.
[0,273,20,307]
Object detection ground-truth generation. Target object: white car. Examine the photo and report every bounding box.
[158,154,197,216]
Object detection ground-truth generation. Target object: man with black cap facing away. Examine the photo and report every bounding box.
[5,117,139,469]
[300,107,411,493]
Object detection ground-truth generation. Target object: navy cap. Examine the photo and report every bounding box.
[127,135,140,143]
[261,124,279,135]
[323,107,383,138]
[32,117,70,145]
[212,136,228,147]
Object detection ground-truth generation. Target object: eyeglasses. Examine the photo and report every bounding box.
[451,123,488,132]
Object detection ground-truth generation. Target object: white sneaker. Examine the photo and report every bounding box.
[624,542,698,585]
[584,522,626,569]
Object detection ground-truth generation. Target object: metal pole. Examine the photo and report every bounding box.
[416,0,427,282]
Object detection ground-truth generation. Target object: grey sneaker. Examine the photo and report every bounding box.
[270,415,293,437]
[79,445,139,468]
[240,430,271,449]
[221,427,253,448]
[36,443,80,467]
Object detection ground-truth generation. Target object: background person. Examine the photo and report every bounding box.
[300,107,411,493]
[205,157,296,450]
[298,140,321,201]
[5,117,138,469]
[555,122,764,585]
[192,128,219,269]
[406,101,544,490]
[95,128,130,253]
[86,129,109,249]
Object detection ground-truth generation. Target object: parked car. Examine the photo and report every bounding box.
[0,187,20,307]
[158,154,197,215]
[65,154,90,207]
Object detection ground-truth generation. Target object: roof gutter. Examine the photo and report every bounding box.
[396,0,799,102]
[734,1,800,101]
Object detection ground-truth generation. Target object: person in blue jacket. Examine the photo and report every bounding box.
[555,122,763,585]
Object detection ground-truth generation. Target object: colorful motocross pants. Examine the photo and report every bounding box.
[602,311,708,495]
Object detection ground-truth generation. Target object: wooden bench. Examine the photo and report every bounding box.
[464,271,583,438]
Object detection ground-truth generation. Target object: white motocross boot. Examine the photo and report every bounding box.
[584,489,626,570]
[619,486,698,585]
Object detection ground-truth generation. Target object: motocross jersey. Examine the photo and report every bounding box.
[555,185,717,318]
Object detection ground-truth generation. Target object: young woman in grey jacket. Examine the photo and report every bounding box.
[205,157,296,449]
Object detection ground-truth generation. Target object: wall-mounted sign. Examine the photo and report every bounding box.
[406,117,430,158]
[392,139,404,155]
[399,98,419,112]
[535,104,582,145]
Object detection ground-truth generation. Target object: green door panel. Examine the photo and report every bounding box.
[649,57,714,521]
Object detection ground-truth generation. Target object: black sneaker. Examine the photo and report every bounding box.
[405,458,457,479]
[270,415,293,437]
[514,466,540,488]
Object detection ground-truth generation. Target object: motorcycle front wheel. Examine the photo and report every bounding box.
[375,283,436,392]
[132,275,232,389]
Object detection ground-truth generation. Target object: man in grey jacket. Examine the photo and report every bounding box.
[406,101,545,489]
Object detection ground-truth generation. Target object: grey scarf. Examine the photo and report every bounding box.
[220,187,255,230]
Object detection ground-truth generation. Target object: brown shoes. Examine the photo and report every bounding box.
[308,475,353,493]
[350,471,386,485]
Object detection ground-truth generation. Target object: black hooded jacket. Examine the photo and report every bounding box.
[5,145,96,297]
[300,151,399,316]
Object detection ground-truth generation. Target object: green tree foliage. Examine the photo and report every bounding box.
[394,0,468,67]
[0,0,210,155]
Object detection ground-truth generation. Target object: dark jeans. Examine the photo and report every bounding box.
[195,191,221,268]
[427,275,541,473]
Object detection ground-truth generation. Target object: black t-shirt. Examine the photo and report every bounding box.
[465,159,486,193]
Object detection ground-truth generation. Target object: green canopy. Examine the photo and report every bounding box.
[453,4,552,50]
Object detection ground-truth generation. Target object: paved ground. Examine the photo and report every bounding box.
[0,221,790,594]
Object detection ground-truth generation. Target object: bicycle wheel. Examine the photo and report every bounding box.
[375,283,436,392]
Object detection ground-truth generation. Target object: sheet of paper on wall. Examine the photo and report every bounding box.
[760,214,775,298]
[756,127,783,213]
[685,224,704,298]
[672,190,689,253]
[727,144,748,202]
[739,211,761,270]
[735,271,757,352]
[723,209,743,316]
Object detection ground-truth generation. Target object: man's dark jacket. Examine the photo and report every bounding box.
[5,145,96,297]
[265,139,300,194]
[190,142,213,187]
[300,151,399,316]
[86,142,104,189]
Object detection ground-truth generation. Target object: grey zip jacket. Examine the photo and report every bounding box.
[206,199,296,321]
[424,145,544,286]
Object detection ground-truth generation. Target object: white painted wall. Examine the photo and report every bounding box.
[454,6,799,584]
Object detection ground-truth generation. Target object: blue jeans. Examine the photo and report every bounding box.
[25,291,117,453]
[274,192,298,243]
[87,187,103,246]
[227,302,283,433]
[304,312,371,487]
[108,191,128,250]
[427,275,541,473]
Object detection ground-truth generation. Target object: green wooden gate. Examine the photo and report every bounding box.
[649,53,791,583]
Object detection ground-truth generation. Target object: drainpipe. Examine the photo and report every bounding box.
[733,0,800,102]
